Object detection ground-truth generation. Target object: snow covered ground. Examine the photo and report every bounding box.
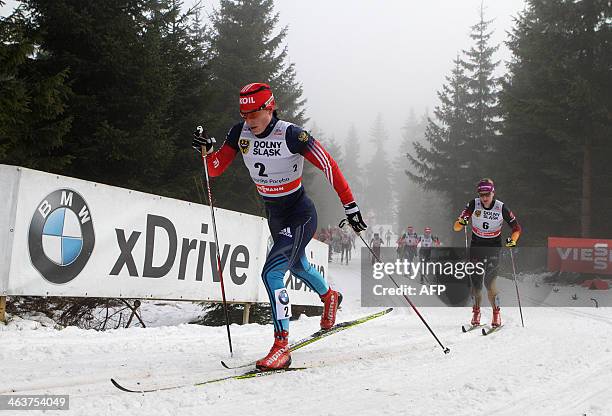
[1,248,611,416]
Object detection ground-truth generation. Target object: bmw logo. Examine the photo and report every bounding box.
[278,289,290,305]
[28,189,95,284]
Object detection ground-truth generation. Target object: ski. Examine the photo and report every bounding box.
[221,307,393,370]
[461,324,484,333]
[481,325,504,336]
[111,367,307,393]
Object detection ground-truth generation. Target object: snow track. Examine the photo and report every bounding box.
[1,252,611,415]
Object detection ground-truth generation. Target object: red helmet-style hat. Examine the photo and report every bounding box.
[239,82,276,115]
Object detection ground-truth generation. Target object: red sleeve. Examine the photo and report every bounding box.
[303,139,355,205]
[204,143,238,177]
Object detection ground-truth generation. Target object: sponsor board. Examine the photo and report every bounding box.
[548,237,612,275]
[0,165,327,306]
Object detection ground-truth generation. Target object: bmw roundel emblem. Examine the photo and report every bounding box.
[278,289,290,305]
[28,189,95,284]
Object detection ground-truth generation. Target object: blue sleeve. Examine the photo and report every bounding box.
[285,125,314,154]
[224,122,244,150]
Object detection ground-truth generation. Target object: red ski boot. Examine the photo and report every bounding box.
[256,331,291,371]
[320,288,343,330]
[492,306,502,327]
[471,305,481,326]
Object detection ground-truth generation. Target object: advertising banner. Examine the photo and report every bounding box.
[548,237,612,275]
[0,165,327,306]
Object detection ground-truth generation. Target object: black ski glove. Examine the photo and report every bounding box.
[192,125,216,155]
[343,202,367,232]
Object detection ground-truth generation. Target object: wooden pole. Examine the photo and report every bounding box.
[242,303,251,325]
[581,136,592,237]
[0,296,6,323]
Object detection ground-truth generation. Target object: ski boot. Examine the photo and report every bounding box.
[492,306,502,327]
[471,305,481,326]
[256,330,291,371]
[320,288,343,330]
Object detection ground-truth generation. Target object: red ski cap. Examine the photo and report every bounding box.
[424,227,432,233]
[239,83,276,115]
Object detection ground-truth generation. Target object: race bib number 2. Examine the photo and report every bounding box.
[274,288,292,320]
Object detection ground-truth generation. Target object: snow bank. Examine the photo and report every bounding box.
[1,249,611,416]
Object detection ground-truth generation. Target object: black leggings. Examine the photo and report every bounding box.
[469,245,500,290]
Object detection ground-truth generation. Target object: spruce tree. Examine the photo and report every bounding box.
[18,0,177,193]
[395,110,427,232]
[301,123,344,229]
[407,56,474,210]
[407,9,503,243]
[143,0,214,201]
[0,4,73,172]
[460,5,501,176]
[364,114,394,223]
[342,124,363,203]
[204,0,307,215]
[499,0,612,241]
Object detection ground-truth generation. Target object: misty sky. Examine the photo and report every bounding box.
[272,0,527,147]
[2,0,527,148]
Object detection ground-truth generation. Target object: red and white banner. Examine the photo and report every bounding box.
[548,237,612,275]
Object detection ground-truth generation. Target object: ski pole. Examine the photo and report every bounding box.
[509,248,524,328]
[199,129,233,357]
[464,225,475,305]
[339,219,450,354]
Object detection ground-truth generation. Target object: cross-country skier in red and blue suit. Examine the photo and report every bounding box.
[192,83,367,370]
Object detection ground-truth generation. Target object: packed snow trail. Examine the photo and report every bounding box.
[1,249,611,416]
